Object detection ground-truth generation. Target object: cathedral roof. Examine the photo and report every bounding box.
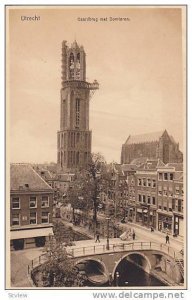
[124,131,165,145]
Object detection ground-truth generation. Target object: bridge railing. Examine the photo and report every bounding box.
[66,241,181,260]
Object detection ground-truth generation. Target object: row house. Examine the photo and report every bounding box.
[106,164,128,220]
[10,164,54,250]
[135,159,164,228]
[157,163,184,236]
[122,164,137,222]
[172,171,184,236]
[35,166,75,203]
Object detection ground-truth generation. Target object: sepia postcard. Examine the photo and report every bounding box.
[5,4,187,296]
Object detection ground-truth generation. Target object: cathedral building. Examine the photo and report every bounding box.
[57,40,98,172]
[121,130,183,165]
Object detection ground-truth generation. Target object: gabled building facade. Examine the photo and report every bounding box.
[10,164,54,250]
[157,163,184,236]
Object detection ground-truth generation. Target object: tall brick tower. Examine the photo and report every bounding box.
[57,40,99,172]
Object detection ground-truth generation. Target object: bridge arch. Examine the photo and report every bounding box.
[75,258,109,285]
[112,251,152,279]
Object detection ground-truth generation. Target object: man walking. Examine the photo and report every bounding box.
[95,233,100,243]
[165,234,170,244]
[132,231,136,240]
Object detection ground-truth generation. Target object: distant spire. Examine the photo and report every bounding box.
[71,39,79,49]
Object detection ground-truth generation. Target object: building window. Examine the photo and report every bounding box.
[163,188,168,196]
[147,196,151,204]
[169,186,173,197]
[170,173,174,180]
[147,179,151,187]
[152,197,156,205]
[164,207,167,211]
[76,98,80,127]
[138,194,141,202]
[138,179,142,186]
[42,212,49,224]
[164,173,168,180]
[12,197,20,209]
[30,212,37,224]
[29,196,37,208]
[69,52,75,79]
[168,200,172,212]
[152,180,156,188]
[175,186,180,194]
[41,196,49,208]
[158,173,163,180]
[143,178,146,186]
[158,186,162,196]
[158,205,162,209]
[143,195,146,203]
[178,200,182,212]
[172,199,175,210]
[12,213,20,226]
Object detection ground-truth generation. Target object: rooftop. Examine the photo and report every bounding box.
[10,164,53,192]
[138,159,165,170]
[124,131,164,145]
[166,163,183,172]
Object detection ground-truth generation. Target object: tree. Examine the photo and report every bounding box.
[40,238,86,287]
[78,153,110,230]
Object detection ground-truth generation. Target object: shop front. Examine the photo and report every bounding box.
[10,227,53,250]
[158,213,173,235]
[136,205,156,228]
[173,214,184,237]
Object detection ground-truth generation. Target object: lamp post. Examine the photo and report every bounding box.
[106,217,110,250]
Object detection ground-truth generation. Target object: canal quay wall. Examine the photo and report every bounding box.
[59,219,94,239]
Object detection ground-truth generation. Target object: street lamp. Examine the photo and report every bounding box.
[106,217,110,250]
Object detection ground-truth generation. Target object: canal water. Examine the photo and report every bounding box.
[115,260,166,287]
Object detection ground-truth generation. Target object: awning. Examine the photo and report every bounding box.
[137,208,142,213]
[10,227,53,240]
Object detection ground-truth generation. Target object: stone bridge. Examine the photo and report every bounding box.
[66,241,184,286]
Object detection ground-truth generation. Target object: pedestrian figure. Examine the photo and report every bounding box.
[132,231,136,240]
[151,226,154,232]
[95,233,100,243]
[166,234,170,244]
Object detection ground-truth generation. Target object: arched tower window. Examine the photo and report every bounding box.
[76,53,80,79]
[76,98,80,127]
[69,53,75,79]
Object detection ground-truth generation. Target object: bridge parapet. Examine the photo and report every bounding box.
[66,241,182,260]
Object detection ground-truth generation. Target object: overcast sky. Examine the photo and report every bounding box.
[8,6,186,164]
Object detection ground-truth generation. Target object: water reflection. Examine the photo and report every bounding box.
[115,259,166,287]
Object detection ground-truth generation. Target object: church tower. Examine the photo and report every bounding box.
[57,40,99,172]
